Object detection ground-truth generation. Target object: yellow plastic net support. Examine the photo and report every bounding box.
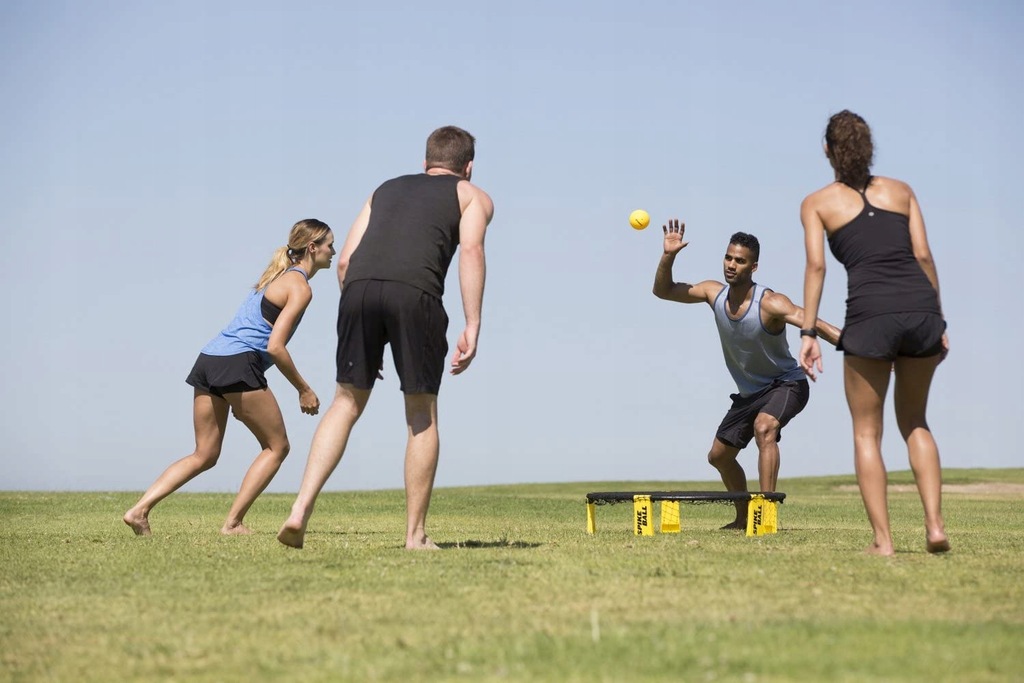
[660,500,680,533]
[745,495,779,536]
[633,495,653,536]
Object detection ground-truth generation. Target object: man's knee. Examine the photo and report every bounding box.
[404,393,437,436]
[753,415,780,445]
[708,441,738,467]
[332,383,370,420]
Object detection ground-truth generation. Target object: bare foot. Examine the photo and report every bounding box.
[864,542,895,557]
[277,518,306,549]
[123,510,152,537]
[221,522,253,536]
[406,536,440,550]
[720,519,746,530]
[926,535,951,554]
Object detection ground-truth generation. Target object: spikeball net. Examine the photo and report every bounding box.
[585,491,786,537]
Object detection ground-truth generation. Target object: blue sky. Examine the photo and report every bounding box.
[1,1,1021,494]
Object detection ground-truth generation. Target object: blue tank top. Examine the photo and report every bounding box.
[200,267,309,370]
[712,284,805,397]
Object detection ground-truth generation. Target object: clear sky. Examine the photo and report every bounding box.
[1,1,1021,494]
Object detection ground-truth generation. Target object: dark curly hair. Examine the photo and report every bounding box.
[825,110,874,190]
[729,232,760,262]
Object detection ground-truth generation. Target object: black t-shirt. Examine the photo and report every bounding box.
[344,173,462,299]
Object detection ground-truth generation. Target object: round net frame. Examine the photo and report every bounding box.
[585,491,786,506]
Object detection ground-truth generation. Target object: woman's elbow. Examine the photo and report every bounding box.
[804,260,826,277]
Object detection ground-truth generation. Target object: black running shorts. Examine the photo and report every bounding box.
[715,379,810,449]
[838,311,944,361]
[185,351,268,397]
[336,279,449,394]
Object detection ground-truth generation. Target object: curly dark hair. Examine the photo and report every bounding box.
[825,110,874,190]
[729,232,760,262]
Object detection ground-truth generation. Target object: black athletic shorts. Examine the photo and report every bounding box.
[716,379,810,449]
[336,279,449,394]
[185,351,268,397]
[838,311,944,361]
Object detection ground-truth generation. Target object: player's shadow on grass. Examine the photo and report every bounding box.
[440,539,542,549]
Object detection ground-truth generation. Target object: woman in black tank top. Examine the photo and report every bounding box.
[798,110,950,556]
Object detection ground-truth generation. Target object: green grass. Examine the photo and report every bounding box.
[2,468,1023,682]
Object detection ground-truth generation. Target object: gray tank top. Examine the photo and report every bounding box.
[712,284,805,397]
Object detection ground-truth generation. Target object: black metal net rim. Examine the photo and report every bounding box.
[586,491,786,505]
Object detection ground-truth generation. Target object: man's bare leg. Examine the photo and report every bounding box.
[707,438,746,529]
[893,354,949,553]
[845,356,895,556]
[404,393,440,549]
[123,391,229,535]
[752,413,782,493]
[278,384,370,548]
[221,387,290,535]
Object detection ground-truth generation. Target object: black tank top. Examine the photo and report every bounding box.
[343,173,462,298]
[827,181,941,325]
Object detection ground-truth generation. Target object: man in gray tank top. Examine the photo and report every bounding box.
[653,220,841,528]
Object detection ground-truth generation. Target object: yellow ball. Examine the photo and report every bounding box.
[629,209,650,230]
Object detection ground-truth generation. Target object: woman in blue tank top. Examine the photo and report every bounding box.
[798,110,949,556]
[124,219,335,536]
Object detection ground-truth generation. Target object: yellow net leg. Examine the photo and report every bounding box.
[746,495,779,536]
[633,495,653,536]
[660,500,680,533]
[586,502,596,534]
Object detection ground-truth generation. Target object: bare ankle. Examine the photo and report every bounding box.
[221,521,252,535]
[406,535,439,550]
[123,509,152,536]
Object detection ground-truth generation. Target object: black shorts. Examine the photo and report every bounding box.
[336,279,449,394]
[185,351,268,398]
[838,312,944,361]
[716,379,810,449]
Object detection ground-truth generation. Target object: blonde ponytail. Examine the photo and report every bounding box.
[254,218,332,290]
[254,247,294,290]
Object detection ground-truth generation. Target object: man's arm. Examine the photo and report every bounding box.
[652,218,720,305]
[450,183,494,375]
[336,197,372,290]
[760,290,841,347]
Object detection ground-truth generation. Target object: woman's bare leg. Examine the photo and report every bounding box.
[221,387,290,534]
[844,357,895,556]
[893,354,949,553]
[124,390,229,535]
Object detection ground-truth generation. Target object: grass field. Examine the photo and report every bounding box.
[2,468,1023,682]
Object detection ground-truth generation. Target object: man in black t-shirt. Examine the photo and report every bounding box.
[278,126,495,550]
